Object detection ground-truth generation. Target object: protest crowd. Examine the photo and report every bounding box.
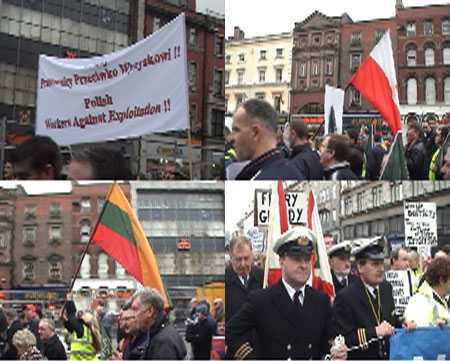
[225,229,450,360]
[0,288,225,360]
[225,98,450,181]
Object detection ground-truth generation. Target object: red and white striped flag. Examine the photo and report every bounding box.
[350,30,401,135]
[264,182,335,300]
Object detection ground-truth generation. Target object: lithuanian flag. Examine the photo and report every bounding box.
[91,183,169,308]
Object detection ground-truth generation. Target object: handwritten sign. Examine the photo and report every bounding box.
[36,14,188,145]
[404,202,437,247]
[385,270,413,316]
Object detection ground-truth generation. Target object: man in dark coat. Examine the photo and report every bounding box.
[227,227,347,360]
[130,288,186,360]
[287,118,324,180]
[405,122,427,180]
[185,304,217,359]
[328,242,358,295]
[230,99,304,180]
[225,236,264,323]
[320,135,358,180]
[333,237,400,360]
[38,318,67,360]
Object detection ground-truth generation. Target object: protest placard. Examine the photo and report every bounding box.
[385,270,413,316]
[404,202,437,247]
[36,14,189,145]
[254,189,307,227]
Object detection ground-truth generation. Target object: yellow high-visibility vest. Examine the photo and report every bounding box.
[70,324,98,360]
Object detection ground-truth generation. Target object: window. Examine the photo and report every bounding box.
[375,29,385,43]
[424,21,433,35]
[313,36,321,45]
[97,198,105,214]
[325,59,333,75]
[24,205,36,220]
[23,227,36,245]
[153,17,161,32]
[443,46,450,65]
[237,69,245,85]
[406,23,416,36]
[274,95,282,112]
[351,32,361,45]
[259,69,266,83]
[23,262,34,281]
[49,261,62,280]
[225,55,231,64]
[49,226,62,243]
[407,78,418,105]
[299,63,306,77]
[49,203,61,218]
[116,261,126,278]
[312,62,319,76]
[445,77,450,104]
[236,93,245,105]
[215,35,224,55]
[189,62,197,89]
[426,78,436,105]
[80,198,91,213]
[276,48,283,58]
[0,234,7,249]
[98,253,109,279]
[443,20,450,34]
[238,53,245,62]
[80,254,90,279]
[80,221,91,243]
[407,49,417,66]
[213,70,223,95]
[350,87,361,106]
[259,50,267,60]
[188,28,197,46]
[425,47,435,66]
[225,71,230,85]
[255,92,265,100]
[190,103,199,134]
[275,68,283,83]
[351,54,361,72]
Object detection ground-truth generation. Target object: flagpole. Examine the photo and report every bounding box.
[61,182,117,314]
[263,181,280,288]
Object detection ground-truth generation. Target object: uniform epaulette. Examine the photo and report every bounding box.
[357,328,369,349]
[234,341,253,360]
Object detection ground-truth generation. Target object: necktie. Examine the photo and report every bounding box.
[293,290,303,308]
[343,277,348,287]
[242,276,248,288]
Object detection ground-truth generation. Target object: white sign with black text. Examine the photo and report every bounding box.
[404,202,437,247]
[385,270,413,316]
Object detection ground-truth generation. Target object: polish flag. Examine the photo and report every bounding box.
[351,30,401,135]
[263,182,335,301]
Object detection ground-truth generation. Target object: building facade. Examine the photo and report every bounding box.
[225,27,292,118]
[142,0,225,179]
[0,0,136,164]
[131,181,224,313]
[396,2,450,123]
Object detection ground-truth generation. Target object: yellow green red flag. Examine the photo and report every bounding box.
[91,183,170,308]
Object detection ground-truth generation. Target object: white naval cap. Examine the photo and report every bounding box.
[272,226,316,256]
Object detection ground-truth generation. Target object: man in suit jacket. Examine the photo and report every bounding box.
[333,237,399,360]
[328,241,358,295]
[227,227,347,360]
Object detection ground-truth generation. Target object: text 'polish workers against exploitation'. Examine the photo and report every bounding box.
[36,13,189,146]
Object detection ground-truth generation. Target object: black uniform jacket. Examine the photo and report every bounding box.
[227,280,334,360]
[333,278,399,360]
[331,271,358,295]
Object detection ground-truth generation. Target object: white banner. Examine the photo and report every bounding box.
[385,270,413,316]
[324,85,344,135]
[36,14,189,145]
[404,202,438,247]
[254,189,307,227]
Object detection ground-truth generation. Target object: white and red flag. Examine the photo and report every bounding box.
[263,181,335,300]
[350,30,401,135]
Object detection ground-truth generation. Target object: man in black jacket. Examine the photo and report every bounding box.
[333,237,400,360]
[38,318,67,360]
[185,304,217,359]
[227,227,347,360]
[130,288,186,360]
[328,242,358,295]
[288,118,324,180]
[231,99,304,180]
[405,122,427,180]
[320,135,358,180]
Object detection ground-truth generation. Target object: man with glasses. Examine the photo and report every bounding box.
[227,227,347,360]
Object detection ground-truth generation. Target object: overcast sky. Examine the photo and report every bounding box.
[197,0,224,16]
[225,0,450,38]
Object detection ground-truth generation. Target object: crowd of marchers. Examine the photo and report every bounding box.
[225,98,450,181]
[225,229,450,360]
[0,288,225,360]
